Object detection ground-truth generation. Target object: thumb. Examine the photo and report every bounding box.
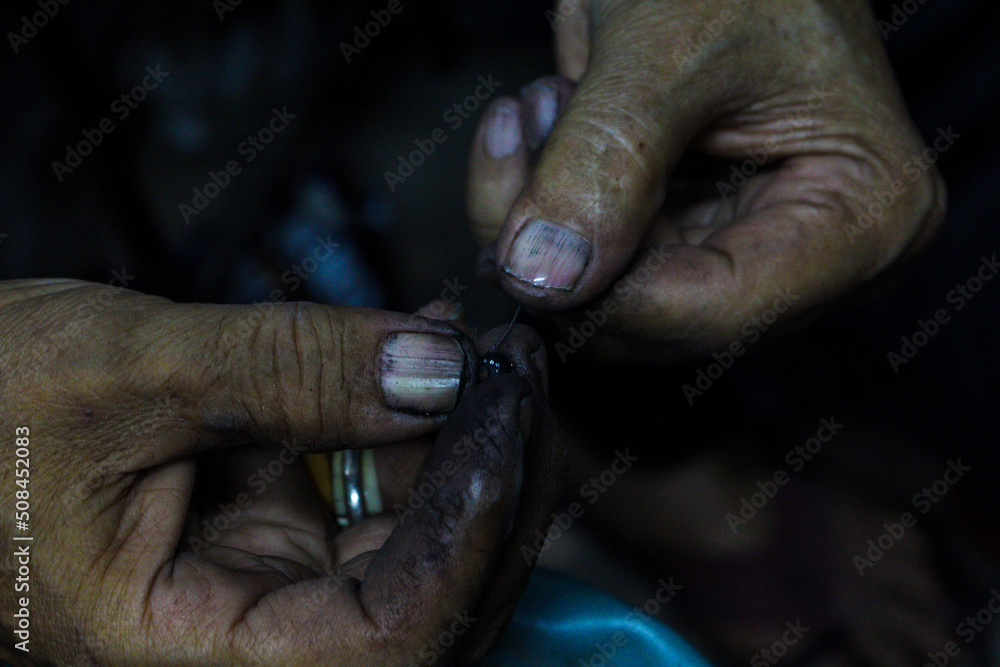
[492,6,726,309]
[129,299,478,460]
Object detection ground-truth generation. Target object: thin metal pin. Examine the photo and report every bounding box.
[492,305,522,350]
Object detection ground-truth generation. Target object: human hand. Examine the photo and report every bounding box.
[0,280,559,665]
[468,0,946,358]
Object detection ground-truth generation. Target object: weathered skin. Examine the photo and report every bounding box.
[0,280,562,666]
[468,0,946,360]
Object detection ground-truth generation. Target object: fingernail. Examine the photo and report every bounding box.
[521,82,558,151]
[504,219,591,291]
[484,104,522,160]
[416,299,464,322]
[381,333,465,414]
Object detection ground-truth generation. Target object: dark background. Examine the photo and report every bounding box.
[0,0,997,663]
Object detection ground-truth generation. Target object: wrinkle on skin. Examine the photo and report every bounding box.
[0,278,562,664]
[476,0,944,338]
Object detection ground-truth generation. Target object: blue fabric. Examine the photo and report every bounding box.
[478,569,715,667]
[0,571,715,667]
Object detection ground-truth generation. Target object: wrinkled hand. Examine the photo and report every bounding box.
[0,280,560,665]
[468,0,945,358]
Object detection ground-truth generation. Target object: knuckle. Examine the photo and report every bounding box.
[250,302,346,439]
[265,303,317,422]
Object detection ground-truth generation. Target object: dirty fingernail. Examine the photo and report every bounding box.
[381,333,465,413]
[484,104,522,160]
[504,219,591,291]
[521,82,558,151]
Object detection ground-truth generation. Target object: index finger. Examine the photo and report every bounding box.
[231,373,535,665]
[115,298,480,461]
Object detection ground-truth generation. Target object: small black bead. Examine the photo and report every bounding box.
[477,353,515,382]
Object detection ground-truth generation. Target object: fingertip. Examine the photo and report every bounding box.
[468,98,531,246]
[471,97,526,165]
[475,322,548,399]
[180,304,487,451]
[415,298,464,323]
[379,332,469,415]
[491,211,632,311]
[501,218,592,293]
[481,99,523,161]
[518,75,576,152]
[493,59,696,309]
[358,376,531,624]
